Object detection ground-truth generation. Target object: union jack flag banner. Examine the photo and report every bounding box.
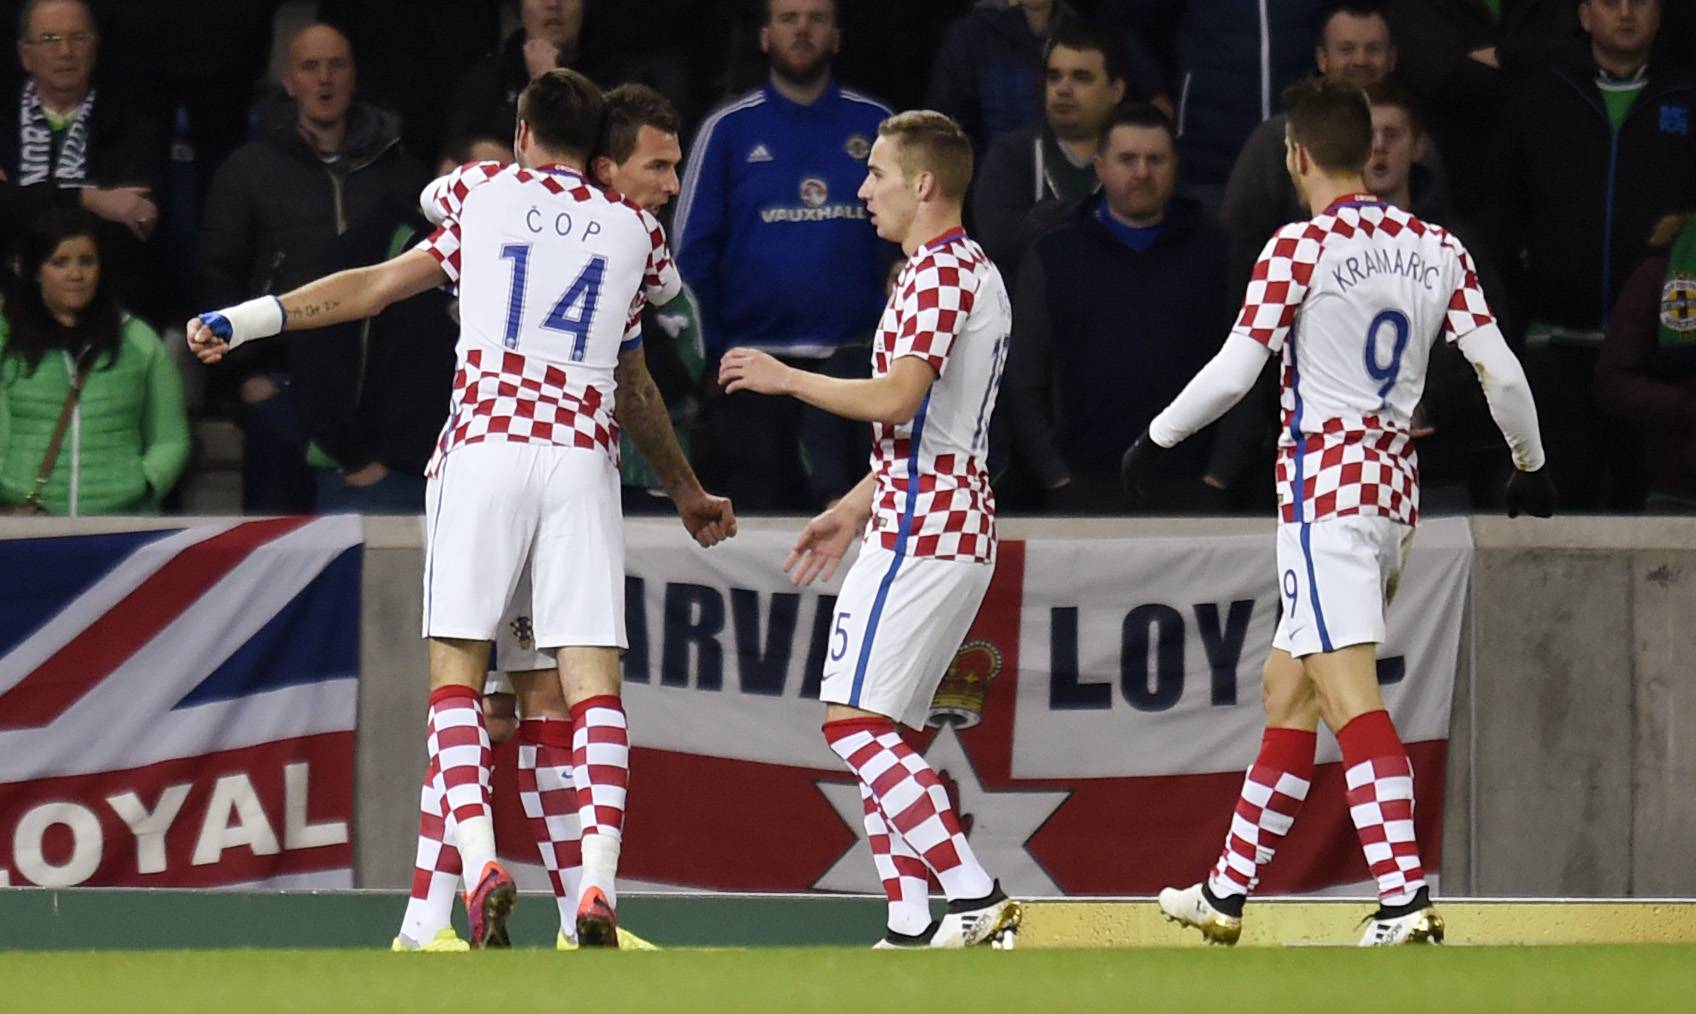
[0,517,360,889]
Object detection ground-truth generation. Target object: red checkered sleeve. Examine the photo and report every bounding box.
[420,160,505,224]
[417,221,463,284]
[622,292,646,350]
[1441,233,1496,342]
[1233,223,1324,352]
[892,250,976,375]
[640,208,682,305]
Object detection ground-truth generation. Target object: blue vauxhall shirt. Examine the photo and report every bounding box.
[674,80,892,358]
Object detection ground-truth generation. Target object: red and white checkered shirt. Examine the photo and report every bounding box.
[415,161,681,475]
[867,228,1011,564]
[1238,195,1495,526]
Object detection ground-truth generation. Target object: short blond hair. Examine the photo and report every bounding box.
[877,110,973,202]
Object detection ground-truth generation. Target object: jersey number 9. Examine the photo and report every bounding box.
[1363,308,1411,405]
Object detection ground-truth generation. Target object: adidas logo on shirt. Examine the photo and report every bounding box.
[746,144,773,163]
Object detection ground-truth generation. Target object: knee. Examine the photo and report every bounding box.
[239,374,280,405]
[1260,655,1317,729]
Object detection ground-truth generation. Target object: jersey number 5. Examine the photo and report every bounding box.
[1363,308,1411,404]
[498,243,607,360]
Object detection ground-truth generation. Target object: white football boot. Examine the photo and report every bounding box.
[1157,883,1243,946]
[930,882,1022,948]
[1359,906,1445,946]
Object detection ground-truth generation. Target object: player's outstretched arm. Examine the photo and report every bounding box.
[717,349,936,425]
[615,345,737,547]
[185,249,448,364]
[1456,323,1555,517]
[785,471,873,587]
[1147,334,1272,449]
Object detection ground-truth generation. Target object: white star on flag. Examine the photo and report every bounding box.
[812,724,1069,895]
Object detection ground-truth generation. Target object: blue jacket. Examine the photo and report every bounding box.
[674,81,892,358]
[1120,0,1326,187]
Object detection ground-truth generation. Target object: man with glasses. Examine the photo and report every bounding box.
[0,0,163,319]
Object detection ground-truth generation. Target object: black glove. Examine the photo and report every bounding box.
[1504,466,1556,518]
[1120,430,1166,504]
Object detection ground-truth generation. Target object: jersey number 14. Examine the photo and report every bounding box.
[498,243,606,360]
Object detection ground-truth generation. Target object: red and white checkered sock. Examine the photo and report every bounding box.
[426,685,497,874]
[398,758,462,944]
[824,718,994,902]
[518,717,583,933]
[858,780,933,935]
[1337,709,1427,907]
[571,694,628,912]
[1206,727,1316,902]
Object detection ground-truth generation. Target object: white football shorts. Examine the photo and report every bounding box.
[820,542,993,729]
[423,442,627,650]
[1272,514,1413,658]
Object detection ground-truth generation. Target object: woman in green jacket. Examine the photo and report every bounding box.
[0,207,189,514]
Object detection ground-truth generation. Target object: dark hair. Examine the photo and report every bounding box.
[1044,19,1129,84]
[1282,75,1373,174]
[1363,79,1424,138]
[598,84,681,165]
[18,0,98,39]
[517,68,606,161]
[2,207,121,375]
[1097,102,1177,150]
[1319,1,1390,46]
[442,132,511,166]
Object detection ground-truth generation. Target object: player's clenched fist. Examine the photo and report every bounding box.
[1504,466,1556,519]
[184,315,228,364]
[678,490,738,548]
[717,347,794,396]
[184,295,286,364]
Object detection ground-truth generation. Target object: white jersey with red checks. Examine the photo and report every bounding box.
[416,161,681,475]
[866,228,1011,564]
[1238,194,1495,526]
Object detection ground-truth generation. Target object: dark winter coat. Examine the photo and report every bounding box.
[1005,193,1232,489]
[1383,0,1579,207]
[0,82,164,320]
[197,98,429,472]
[1488,50,1696,337]
[1117,0,1328,187]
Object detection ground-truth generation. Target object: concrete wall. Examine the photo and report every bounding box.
[356,518,433,890]
[4,514,1691,896]
[1462,518,1696,897]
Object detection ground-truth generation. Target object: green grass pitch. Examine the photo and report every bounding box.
[6,945,1693,1013]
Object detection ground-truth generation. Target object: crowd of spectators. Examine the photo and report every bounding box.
[1,0,1693,518]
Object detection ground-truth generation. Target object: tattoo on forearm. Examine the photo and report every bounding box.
[617,364,697,499]
[290,300,342,320]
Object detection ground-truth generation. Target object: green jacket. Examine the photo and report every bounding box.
[0,315,190,514]
[620,286,705,491]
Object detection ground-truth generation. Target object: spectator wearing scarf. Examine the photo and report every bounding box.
[0,0,164,323]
